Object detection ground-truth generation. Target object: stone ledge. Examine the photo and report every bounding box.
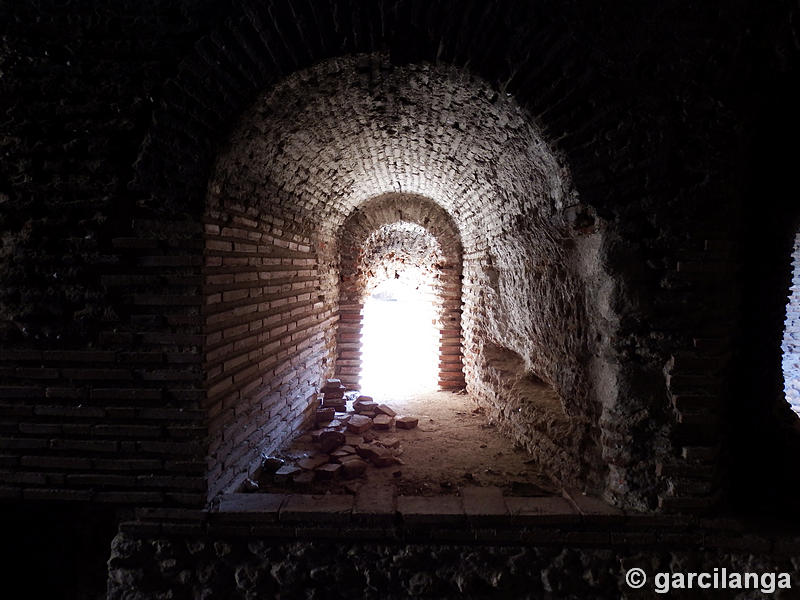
[563,489,625,524]
[107,492,800,555]
[280,494,353,523]
[396,495,465,525]
[353,484,396,526]
[461,485,508,526]
[216,493,287,521]
[505,496,579,525]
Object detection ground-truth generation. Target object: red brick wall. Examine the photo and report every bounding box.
[203,196,337,499]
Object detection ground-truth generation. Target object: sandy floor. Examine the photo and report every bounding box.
[254,390,558,497]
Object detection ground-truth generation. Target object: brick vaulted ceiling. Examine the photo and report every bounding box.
[213,55,572,236]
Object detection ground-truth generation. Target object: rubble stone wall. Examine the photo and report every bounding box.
[106,530,800,600]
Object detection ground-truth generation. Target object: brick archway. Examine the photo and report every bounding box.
[336,193,464,391]
[120,1,752,510]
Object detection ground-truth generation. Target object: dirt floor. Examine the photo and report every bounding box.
[251,390,559,498]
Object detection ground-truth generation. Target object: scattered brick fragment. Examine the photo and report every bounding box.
[298,454,329,470]
[315,407,335,424]
[355,401,378,414]
[315,463,341,480]
[354,443,382,461]
[396,416,419,429]
[319,430,345,453]
[376,404,397,417]
[347,414,373,433]
[274,465,301,482]
[322,378,343,391]
[373,414,393,429]
[341,458,368,479]
[355,443,395,467]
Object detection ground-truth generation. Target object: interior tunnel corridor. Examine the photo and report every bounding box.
[203,54,608,503]
[5,2,800,597]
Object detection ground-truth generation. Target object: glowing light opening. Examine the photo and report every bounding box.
[360,278,438,398]
[783,232,800,417]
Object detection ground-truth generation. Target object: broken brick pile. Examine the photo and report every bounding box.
[250,379,419,490]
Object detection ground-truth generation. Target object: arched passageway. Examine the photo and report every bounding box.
[202,54,607,500]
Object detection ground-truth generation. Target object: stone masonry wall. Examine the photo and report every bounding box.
[107,528,800,600]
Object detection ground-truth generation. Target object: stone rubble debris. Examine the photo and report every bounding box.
[373,414,393,429]
[319,430,346,453]
[376,404,396,417]
[260,456,284,473]
[315,463,342,479]
[347,414,373,433]
[354,400,378,414]
[274,465,301,482]
[249,387,420,491]
[340,458,368,479]
[315,407,335,424]
[321,378,347,410]
[396,416,419,429]
[298,454,330,470]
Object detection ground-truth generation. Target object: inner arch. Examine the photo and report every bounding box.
[337,194,465,394]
